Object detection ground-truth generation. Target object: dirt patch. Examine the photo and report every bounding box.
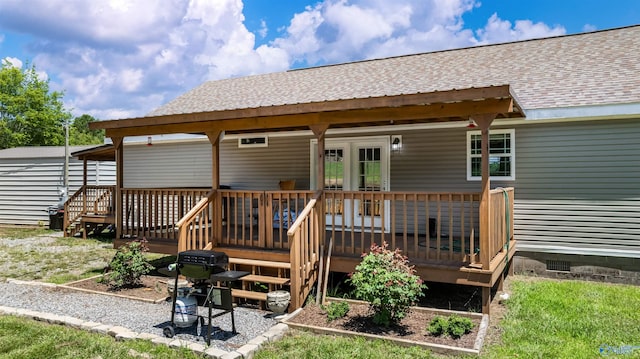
[63,275,172,303]
[286,300,483,350]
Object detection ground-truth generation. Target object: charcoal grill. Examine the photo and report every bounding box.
[164,250,248,345]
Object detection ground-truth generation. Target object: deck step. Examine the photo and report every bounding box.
[241,274,290,286]
[231,289,268,301]
[229,258,291,270]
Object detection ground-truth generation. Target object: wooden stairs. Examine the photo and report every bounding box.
[65,214,116,239]
[214,247,292,308]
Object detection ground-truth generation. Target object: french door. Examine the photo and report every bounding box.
[311,136,390,232]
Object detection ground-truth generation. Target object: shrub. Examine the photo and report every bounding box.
[323,301,350,322]
[348,241,426,326]
[427,316,448,336]
[447,315,474,338]
[427,315,474,338]
[99,239,154,290]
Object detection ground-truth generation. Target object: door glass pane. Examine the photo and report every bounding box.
[324,149,343,215]
[358,147,382,217]
[324,149,343,190]
[358,147,381,191]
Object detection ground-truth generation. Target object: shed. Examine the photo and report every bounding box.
[0,146,115,226]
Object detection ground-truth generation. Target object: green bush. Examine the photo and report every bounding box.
[427,314,474,338]
[427,316,448,336]
[99,239,154,290]
[322,301,350,322]
[348,241,426,326]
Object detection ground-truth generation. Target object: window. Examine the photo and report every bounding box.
[238,136,268,148]
[466,129,515,181]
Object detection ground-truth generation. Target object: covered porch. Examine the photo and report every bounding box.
[90,85,524,314]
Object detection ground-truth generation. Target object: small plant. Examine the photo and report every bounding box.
[427,315,474,338]
[99,239,153,290]
[448,315,474,338]
[348,241,426,327]
[427,315,449,336]
[322,301,350,322]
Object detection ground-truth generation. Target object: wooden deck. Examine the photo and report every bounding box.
[104,187,515,314]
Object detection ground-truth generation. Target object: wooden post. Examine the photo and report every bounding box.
[82,159,88,214]
[207,130,223,247]
[482,286,491,315]
[310,124,328,241]
[472,114,496,270]
[111,136,124,242]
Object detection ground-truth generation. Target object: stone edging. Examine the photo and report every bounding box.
[1,279,290,359]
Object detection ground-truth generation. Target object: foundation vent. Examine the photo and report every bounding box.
[546,260,571,272]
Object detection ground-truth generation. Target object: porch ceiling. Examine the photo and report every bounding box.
[92,84,524,138]
[71,144,115,161]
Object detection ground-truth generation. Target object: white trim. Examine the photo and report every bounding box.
[523,102,640,121]
[516,243,640,259]
[466,128,516,181]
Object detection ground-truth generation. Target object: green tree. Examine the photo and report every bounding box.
[0,60,71,149]
[69,114,104,145]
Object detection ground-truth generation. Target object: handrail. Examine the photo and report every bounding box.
[287,190,323,309]
[176,190,216,229]
[63,185,87,233]
[286,190,322,237]
[176,189,216,252]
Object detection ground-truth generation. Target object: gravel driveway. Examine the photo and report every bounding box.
[0,231,279,353]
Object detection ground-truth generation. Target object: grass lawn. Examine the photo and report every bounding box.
[483,277,640,359]
[255,276,640,359]
[2,227,638,358]
[0,315,200,359]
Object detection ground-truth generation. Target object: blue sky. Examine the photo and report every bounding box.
[0,0,638,120]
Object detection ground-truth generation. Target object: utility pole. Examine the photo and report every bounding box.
[63,118,69,201]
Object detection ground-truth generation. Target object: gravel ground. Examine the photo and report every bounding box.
[0,279,277,353]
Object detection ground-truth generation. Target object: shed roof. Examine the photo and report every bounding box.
[148,25,640,117]
[0,146,97,159]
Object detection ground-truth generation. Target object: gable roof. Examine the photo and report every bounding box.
[148,25,640,118]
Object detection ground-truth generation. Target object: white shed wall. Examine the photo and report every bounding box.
[0,158,115,226]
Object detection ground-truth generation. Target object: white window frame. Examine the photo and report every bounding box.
[466,129,515,181]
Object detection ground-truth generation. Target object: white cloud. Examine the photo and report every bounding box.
[3,57,22,68]
[582,24,597,33]
[475,14,565,43]
[0,0,571,121]
[258,20,268,38]
[0,0,291,119]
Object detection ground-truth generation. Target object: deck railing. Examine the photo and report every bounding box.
[176,190,216,252]
[120,188,210,241]
[287,191,323,310]
[487,187,515,267]
[63,185,115,235]
[121,187,512,269]
[324,190,481,264]
[215,189,315,249]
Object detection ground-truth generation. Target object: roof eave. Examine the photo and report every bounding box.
[92,84,524,137]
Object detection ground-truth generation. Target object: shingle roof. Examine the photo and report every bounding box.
[148,25,640,118]
[0,146,96,159]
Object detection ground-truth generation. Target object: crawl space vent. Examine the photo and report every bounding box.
[546,260,570,272]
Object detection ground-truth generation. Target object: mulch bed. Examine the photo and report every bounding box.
[287,301,481,349]
[63,275,172,303]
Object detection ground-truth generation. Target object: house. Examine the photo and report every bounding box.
[0,146,115,227]
[84,25,640,312]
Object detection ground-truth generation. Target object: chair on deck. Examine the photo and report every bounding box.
[274,180,297,229]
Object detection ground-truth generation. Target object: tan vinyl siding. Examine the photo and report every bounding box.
[219,136,311,190]
[123,141,212,188]
[510,119,640,257]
